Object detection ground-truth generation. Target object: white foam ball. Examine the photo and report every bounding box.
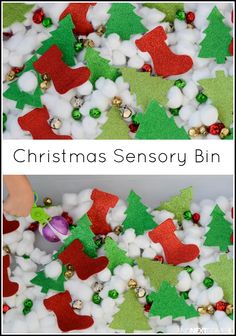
[197,290,210,306]
[200,105,218,126]
[128,243,140,258]
[117,264,134,281]
[176,271,191,292]
[122,228,136,243]
[102,80,118,98]
[167,86,183,108]
[110,204,126,222]
[106,33,121,50]
[18,72,38,93]
[119,41,137,57]
[44,261,62,279]
[191,268,205,283]
[188,111,202,127]
[183,81,198,99]
[207,286,224,304]
[188,287,201,301]
[142,247,156,259]
[109,276,126,293]
[112,50,126,66]
[77,81,93,96]
[135,235,150,249]
[97,268,111,282]
[179,105,196,121]
[127,55,144,69]
[25,311,40,332]
[101,297,116,314]
[8,52,24,67]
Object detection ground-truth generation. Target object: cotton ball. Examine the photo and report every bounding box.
[91,304,104,319]
[188,287,201,301]
[179,105,196,121]
[202,320,220,333]
[110,204,126,223]
[218,316,233,333]
[199,105,218,126]
[87,32,101,47]
[174,18,187,31]
[183,81,199,100]
[142,247,156,259]
[109,276,126,293]
[115,76,129,91]
[215,196,229,212]
[38,254,52,265]
[191,268,205,283]
[77,189,92,203]
[127,55,144,69]
[11,319,29,333]
[128,243,140,258]
[150,242,163,254]
[65,280,93,301]
[77,80,93,96]
[25,311,40,332]
[153,210,175,223]
[207,286,223,304]
[16,257,37,272]
[119,90,134,105]
[116,264,134,281]
[97,268,111,282]
[166,324,180,333]
[135,235,150,249]
[17,72,38,93]
[175,40,196,58]
[17,35,37,55]
[5,32,24,51]
[155,316,172,326]
[119,41,137,58]
[83,117,98,138]
[44,261,62,279]
[192,67,211,82]
[102,80,118,98]
[106,33,121,50]
[197,290,210,306]
[112,50,126,66]
[71,122,84,139]
[91,91,109,110]
[101,297,116,314]
[167,86,183,108]
[34,300,49,319]
[122,229,136,244]
[70,201,92,219]
[188,111,202,127]
[176,271,191,292]
[62,193,78,209]
[8,52,24,67]
[3,230,21,245]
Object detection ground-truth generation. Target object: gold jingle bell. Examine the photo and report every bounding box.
[220,128,230,139]
[96,25,106,36]
[72,299,83,310]
[188,127,199,137]
[49,118,62,130]
[40,80,50,90]
[43,197,52,207]
[113,225,123,235]
[41,73,51,82]
[206,304,215,315]
[197,306,207,314]
[135,286,146,298]
[64,270,74,279]
[6,70,16,81]
[84,39,95,48]
[199,126,208,135]
[3,245,11,254]
[226,304,233,315]
[66,264,75,272]
[128,279,137,289]
[112,96,123,107]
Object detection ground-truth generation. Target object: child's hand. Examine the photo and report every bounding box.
[3,176,35,217]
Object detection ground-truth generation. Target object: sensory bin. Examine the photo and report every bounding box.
[3,3,233,140]
[3,186,234,333]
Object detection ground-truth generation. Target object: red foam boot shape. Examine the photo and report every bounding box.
[3,255,19,297]
[58,239,108,280]
[34,45,90,94]
[18,106,72,140]
[148,218,200,265]
[135,26,193,77]
[59,3,96,35]
[44,291,94,332]
[229,39,233,56]
[87,188,119,235]
[3,215,19,234]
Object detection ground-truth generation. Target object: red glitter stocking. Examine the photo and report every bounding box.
[3,255,19,297]
[87,188,119,235]
[58,239,108,280]
[18,106,72,139]
[59,3,96,35]
[149,218,200,265]
[44,291,94,332]
[34,45,90,94]
[135,26,193,77]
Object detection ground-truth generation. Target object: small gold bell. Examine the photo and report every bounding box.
[96,24,106,36]
[49,118,62,130]
[84,39,95,48]
[199,126,208,136]
[128,279,137,289]
[197,306,207,314]
[206,304,214,315]
[113,225,123,235]
[41,73,51,82]
[187,23,194,29]
[135,286,146,298]
[112,96,123,107]
[40,80,50,90]
[220,128,230,139]
[66,264,75,272]
[188,127,199,137]
[6,70,16,81]
[43,197,52,207]
[64,270,74,279]
[72,299,83,310]
[3,245,11,254]
[226,304,233,315]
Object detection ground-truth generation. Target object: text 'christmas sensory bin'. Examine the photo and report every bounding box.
[3,3,233,140]
[3,186,233,333]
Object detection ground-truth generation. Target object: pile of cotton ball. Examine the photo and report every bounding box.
[3,188,233,333]
[3,3,233,139]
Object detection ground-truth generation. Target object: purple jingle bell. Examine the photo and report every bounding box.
[42,216,69,242]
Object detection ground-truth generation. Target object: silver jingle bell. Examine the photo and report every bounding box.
[92,281,104,293]
[72,299,83,310]
[135,286,146,298]
[49,118,62,130]
[120,105,133,119]
[70,95,84,109]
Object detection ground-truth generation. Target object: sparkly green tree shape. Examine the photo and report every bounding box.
[53,214,97,259]
[109,289,151,332]
[104,237,134,273]
[37,14,77,66]
[3,55,43,110]
[122,190,157,235]
[149,281,199,319]
[156,186,193,222]
[31,266,66,294]
[135,100,190,140]
[105,3,147,40]
[84,47,120,86]
[97,106,130,139]
[198,6,231,64]
[204,205,232,252]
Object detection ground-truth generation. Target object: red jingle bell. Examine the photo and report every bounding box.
[129,123,139,133]
[27,222,39,232]
[154,255,164,263]
[186,12,195,24]
[209,123,224,135]
[3,31,13,40]
[3,304,11,314]
[215,301,227,311]
[11,66,24,74]
[144,303,151,312]
[192,213,200,224]
[33,8,45,24]
[141,64,152,73]
[61,212,73,225]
